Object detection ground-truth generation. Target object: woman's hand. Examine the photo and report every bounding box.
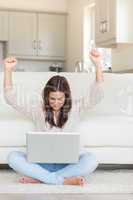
[89,49,102,67]
[4,57,17,90]
[4,57,17,70]
[90,49,103,82]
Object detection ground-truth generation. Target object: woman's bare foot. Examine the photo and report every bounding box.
[63,176,86,186]
[19,176,41,184]
[19,175,86,186]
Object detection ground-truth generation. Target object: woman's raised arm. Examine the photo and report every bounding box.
[90,49,103,83]
[3,57,40,120]
[73,49,104,115]
[4,57,17,90]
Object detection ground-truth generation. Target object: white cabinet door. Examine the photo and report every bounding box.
[0,11,8,41]
[95,0,116,45]
[8,12,37,56]
[38,14,66,58]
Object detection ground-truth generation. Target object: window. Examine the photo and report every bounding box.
[83,1,112,72]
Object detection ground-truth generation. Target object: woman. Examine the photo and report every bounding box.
[4,49,103,186]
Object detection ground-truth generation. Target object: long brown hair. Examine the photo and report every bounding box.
[42,75,72,128]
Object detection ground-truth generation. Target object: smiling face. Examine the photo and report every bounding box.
[48,91,65,111]
[42,75,72,128]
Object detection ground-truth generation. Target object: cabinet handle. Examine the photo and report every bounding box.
[99,21,104,33]
[33,40,37,49]
[38,40,42,50]
[104,20,108,33]
[99,20,108,34]
[102,21,106,33]
[99,22,103,33]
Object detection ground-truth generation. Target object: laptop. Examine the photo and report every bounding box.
[26,131,80,163]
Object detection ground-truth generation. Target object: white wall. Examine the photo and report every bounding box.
[0,0,67,12]
[66,0,89,72]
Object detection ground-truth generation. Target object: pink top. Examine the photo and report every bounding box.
[4,81,104,132]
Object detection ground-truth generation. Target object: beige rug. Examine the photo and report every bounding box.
[1,169,133,194]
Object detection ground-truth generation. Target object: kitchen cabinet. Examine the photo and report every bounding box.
[38,14,66,58]
[8,12,37,56]
[95,0,133,47]
[0,11,8,41]
[8,11,66,60]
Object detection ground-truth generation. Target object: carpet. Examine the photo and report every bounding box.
[0,169,133,194]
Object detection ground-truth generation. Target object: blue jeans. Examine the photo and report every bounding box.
[7,151,98,185]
